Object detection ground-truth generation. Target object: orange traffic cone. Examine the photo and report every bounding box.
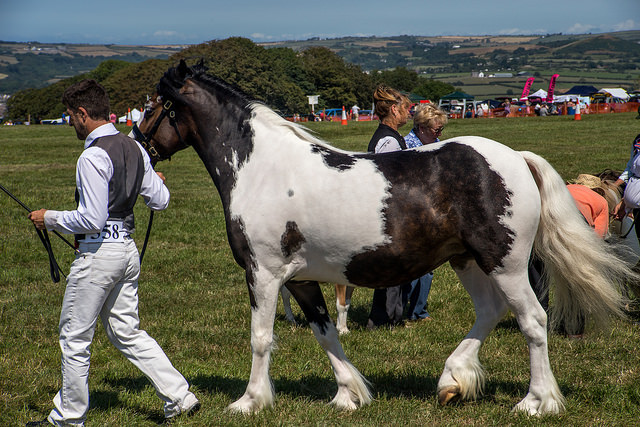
[126,108,132,126]
[341,106,347,125]
[574,103,581,121]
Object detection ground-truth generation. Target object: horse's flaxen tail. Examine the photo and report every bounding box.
[521,151,633,332]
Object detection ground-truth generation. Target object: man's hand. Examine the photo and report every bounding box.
[156,171,166,183]
[613,200,628,221]
[28,209,47,230]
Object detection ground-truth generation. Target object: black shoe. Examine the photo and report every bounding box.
[26,420,52,426]
[162,402,201,424]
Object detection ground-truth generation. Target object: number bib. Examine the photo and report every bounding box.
[81,220,127,243]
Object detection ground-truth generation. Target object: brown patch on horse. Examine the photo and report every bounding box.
[345,143,515,286]
[281,221,306,258]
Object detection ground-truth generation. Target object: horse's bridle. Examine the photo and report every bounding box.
[130,96,189,263]
[131,97,187,165]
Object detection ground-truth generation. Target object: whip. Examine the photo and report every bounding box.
[0,182,77,282]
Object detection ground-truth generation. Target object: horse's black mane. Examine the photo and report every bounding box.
[158,60,253,109]
[156,59,325,148]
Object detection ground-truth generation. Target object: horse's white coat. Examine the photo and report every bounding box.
[230,106,392,284]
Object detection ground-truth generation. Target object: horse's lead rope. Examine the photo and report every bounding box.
[619,220,635,239]
[2,181,154,279]
[139,210,154,264]
[0,182,72,282]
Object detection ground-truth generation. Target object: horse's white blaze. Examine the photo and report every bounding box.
[230,110,392,284]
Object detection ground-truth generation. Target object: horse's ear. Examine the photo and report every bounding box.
[194,58,208,74]
[177,59,191,81]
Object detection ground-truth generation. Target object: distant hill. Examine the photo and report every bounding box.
[1,32,639,96]
[552,34,640,55]
[259,31,640,75]
[0,42,182,94]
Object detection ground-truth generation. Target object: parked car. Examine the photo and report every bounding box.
[318,108,343,121]
[357,109,376,121]
[41,117,65,124]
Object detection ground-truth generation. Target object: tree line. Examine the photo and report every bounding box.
[5,37,455,122]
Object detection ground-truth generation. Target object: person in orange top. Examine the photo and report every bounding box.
[566,183,610,238]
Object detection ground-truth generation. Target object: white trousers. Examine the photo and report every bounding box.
[48,238,196,425]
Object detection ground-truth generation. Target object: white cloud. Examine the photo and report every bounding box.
[154,30,179,38]
[612,19,639,32]
[497,28,549,35]
[250,33,269,40]
[567,23,597,34]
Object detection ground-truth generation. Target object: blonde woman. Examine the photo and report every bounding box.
[401,103,449,322]
[405,103,448,147]
[366,86,420,329]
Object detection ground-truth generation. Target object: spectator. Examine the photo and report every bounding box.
[351,104,360,121]
[539,104,549,116]
[615,132,640,248]
[400,103,449,321]
[365,85,412,328]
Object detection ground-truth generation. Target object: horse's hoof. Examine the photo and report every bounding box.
[438,386,461,406]
[226,395,261,414]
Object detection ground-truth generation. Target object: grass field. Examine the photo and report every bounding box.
[1,113,640,426]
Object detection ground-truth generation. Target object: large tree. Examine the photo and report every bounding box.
[173,38,309,114]
[372,67,420,93]
[300,46,374,110]
[412,79,456,102]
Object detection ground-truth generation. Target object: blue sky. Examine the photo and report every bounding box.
[2,0,638,45]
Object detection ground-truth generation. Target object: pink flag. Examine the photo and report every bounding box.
[546,74,559,103]
[520,77,535,100]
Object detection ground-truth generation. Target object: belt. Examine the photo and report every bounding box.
[74,220,130,245]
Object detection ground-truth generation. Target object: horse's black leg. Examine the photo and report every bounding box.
[279,285,298,324]
[284,281,371,409]
[284,281,332,331]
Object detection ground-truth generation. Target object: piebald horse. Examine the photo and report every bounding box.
[133,60,633,415]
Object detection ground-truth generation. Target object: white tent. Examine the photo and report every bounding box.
[118,108,142,124]
[553,94,578,103]
[553,94,590,105]
[528,89,547,99]
[598,88,629,101]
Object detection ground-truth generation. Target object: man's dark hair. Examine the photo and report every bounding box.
[62,79,110,121]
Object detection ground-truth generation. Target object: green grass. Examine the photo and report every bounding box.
[1,114,640,426]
